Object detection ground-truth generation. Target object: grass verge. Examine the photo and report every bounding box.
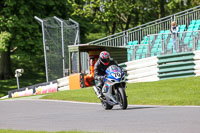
[42,76,200,106]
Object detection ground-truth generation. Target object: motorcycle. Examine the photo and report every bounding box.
[93,65,128,110]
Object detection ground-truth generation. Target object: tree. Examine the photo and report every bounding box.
[70,0,200,36]
[0,0,72,80]
[70,0,139,34]
[0,31,12,79]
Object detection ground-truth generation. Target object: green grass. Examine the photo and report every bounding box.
[42,76,200,106]
[0,129,98,133]
[42,87,100,103]
[126,76,200,105]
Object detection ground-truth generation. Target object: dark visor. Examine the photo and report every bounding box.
[102,58,109,63]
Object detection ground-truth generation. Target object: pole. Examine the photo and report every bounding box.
[54,16,65,77]
[16,74,20,89]
[34,16,49,82]
[69,18,80,44]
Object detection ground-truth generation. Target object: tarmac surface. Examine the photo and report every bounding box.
[0,99,200,133]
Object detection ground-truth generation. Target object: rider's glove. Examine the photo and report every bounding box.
[98,76,105,80]
[121,68,127,75]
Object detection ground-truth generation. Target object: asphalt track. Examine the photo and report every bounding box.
[0,99,200,133]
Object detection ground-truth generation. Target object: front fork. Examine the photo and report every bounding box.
[113,83,126,102]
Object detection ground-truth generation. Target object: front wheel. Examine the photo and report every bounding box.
[118,87,128,109]
[101,100,113,110]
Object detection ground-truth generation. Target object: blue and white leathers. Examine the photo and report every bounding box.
[100,65,127,109]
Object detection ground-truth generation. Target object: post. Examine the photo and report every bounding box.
[193,35,196,51]
[69,18,80,45]
[54,16,65,77]
[148,35,150,56]
[126,31,129,46]
[132,46,136,60]
[177,33,179,52]
[15,69,24,90]
[16,75,20,89]
[69,51,72,75]
[147,35,151,57]
[162,34,164,54]
[123,32,126,46]
[34,16,49,82]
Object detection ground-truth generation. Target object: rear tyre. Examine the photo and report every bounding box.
[101,100,113,110]
[118,87,128,109]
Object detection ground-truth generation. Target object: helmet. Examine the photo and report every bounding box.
[99,51,110,65]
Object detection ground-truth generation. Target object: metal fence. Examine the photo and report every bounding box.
[88,5,200,47]
[129,30,200,61]
[35,16,80,82]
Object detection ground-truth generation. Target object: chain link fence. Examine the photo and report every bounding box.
[35,16,79,82]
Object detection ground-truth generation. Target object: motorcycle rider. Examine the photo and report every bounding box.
[94,51,119,98]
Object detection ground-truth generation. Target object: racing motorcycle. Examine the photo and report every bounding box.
[93,65,128,110]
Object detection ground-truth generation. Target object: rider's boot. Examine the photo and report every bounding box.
[97,86,104,98]
[96,88,106,102]
[93,86,102,98]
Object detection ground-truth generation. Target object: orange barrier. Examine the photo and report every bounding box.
[69,73,82,90]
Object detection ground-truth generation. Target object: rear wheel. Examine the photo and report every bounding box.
[118,87,128,109]
[101,100,113,110]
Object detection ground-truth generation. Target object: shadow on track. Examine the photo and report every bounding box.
[112,106,158,110]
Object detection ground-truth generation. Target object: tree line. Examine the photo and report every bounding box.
[0,0,199,80]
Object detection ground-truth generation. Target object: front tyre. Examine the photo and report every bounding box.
[118,87,128,109]
[101,100,113,110]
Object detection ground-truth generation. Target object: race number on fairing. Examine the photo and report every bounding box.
[111,72,121,78]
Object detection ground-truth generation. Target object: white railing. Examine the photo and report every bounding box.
[128,30,200,60]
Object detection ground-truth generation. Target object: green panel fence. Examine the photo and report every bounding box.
[157,52,195,80]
